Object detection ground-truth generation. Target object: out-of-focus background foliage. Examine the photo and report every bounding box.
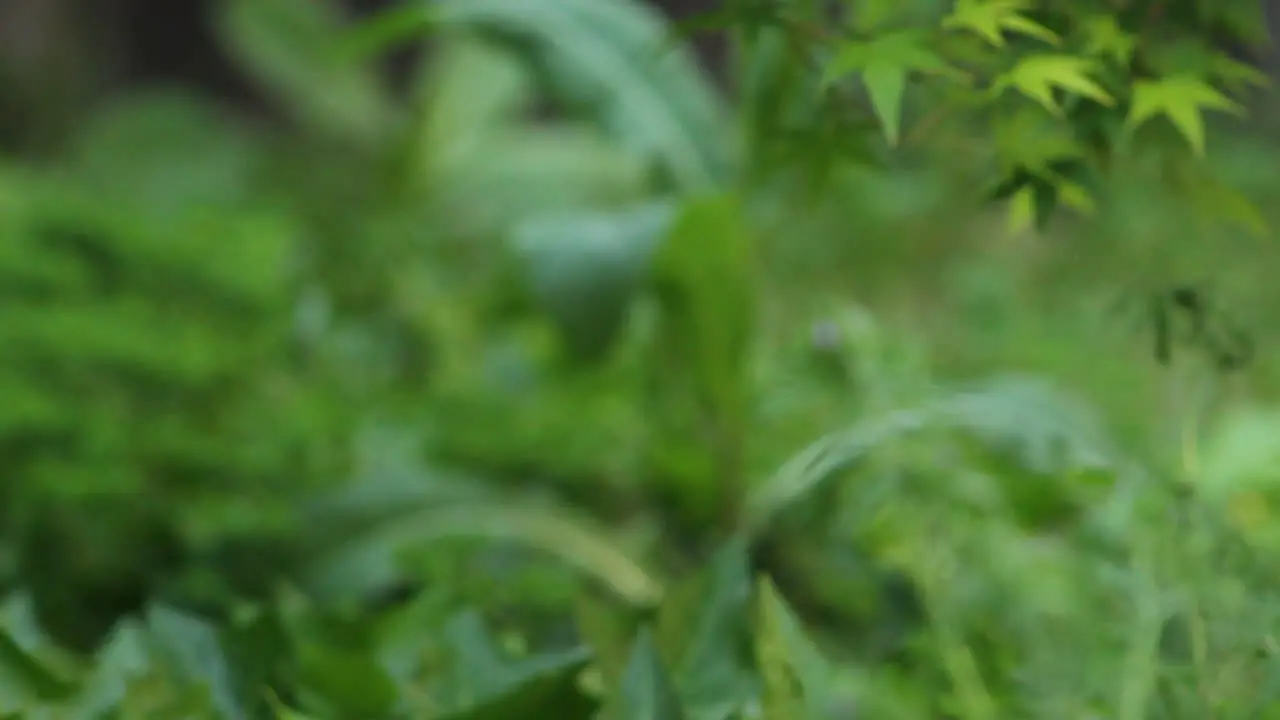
[5,0,1280,717]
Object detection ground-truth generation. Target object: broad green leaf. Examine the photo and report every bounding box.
[608,627,687,720]
[943,0,1059,47]
[992,55,1113,115]
[822,30,957,145]
[510,202,676,360]
[1125,75,1243,156]
[754,578,833,720]
[646,194,755,530]
[216,0,391,140]
[425,0,732,190]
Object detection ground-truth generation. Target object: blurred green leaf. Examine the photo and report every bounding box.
[575,591,647,690]
[0,627,76,712]
[303,499,663,607]
[1125,75,1243,156]
[659,537,756,720]
[144,605,248,719]
[609,627,686,720]
[413,36,535,165]
[646,193,755,529]
[428,0,731,190]
[67,92,264,218]
[217,0,391,140]
[823,30,956,145]
[511,201,675,360]
[754,577,833,720]
[436,614,597,720]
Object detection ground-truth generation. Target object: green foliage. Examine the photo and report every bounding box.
[3,0,1280,717]
[706,0,1272,233]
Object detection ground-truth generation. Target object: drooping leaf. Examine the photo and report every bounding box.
[302,499,664,608]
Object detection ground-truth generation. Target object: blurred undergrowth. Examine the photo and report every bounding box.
[3,0,1280,717]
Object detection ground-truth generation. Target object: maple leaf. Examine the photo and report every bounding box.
[1125,75,1243,156]
[823,30,961,144]
[1079,15,1136,66]
[992,55,1113,115]
[942,0,1059,47]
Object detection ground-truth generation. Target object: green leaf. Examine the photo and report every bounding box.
[1125,75,1243,156]
[337,1,438,59]
[661,537,756,720]
[302,499,664,607]
[427,0,732,190]
[1209,55,1271,93]
[943,0,1059,47]
[68,92,264,219]
[754,578,833,720]
[992,55,1113,115]
[438,643,598,720]
[576,591,649,690]
[144,605,248,720]
[646,193,755,529]
[609,627,687,720]
[1079,15,1136,65]
[0,627,76,712]
[295,640,399,717]
[414,36,537,162]
[1171,159,1269,237]
[216,0,391,140]
[510,202,676,360]
[822,30,957,145]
